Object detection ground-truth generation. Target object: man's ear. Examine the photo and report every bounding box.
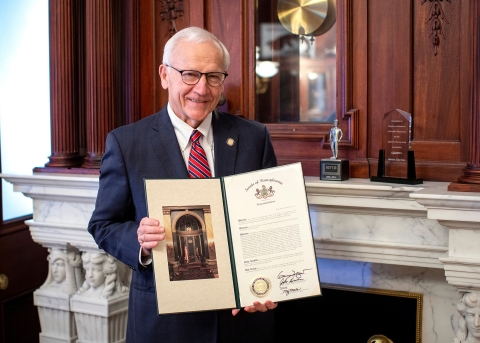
[159,65,168,90]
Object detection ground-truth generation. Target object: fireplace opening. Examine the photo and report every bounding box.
[274,283,422,342]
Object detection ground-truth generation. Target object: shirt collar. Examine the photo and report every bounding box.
[167,104,213,148]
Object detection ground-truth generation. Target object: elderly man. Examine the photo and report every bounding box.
[88,27,277,342]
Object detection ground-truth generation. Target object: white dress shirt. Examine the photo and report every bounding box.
[167,104,215,176]
[140,104,216,265]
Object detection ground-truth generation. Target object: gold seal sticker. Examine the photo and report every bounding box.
[250,276,271,298]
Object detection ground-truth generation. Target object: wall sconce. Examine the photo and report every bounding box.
[255,45,279,94]
[256,61,279,94]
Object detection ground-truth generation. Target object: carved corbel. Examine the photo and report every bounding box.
[160,0,184,37]
[421,0,452,56]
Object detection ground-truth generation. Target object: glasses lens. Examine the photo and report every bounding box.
[206,73,225,86]
[181,71,201,85]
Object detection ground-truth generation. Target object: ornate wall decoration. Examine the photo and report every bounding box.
[160,0,184,36]
[422,0,451,56]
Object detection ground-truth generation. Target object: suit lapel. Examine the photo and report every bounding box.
[149,107,190,178]
[212,110,238,177]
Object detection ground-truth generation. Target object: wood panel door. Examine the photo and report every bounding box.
[0,217,48,343]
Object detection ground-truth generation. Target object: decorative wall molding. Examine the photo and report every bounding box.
[422,0,451,56]
[160,0,184,36]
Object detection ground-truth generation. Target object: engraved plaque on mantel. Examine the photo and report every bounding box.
[383,109,411,164]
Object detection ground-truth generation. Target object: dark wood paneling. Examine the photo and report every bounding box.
[2,292,40,343]
[0,218,48,343]
[411,140,460,161]
[414,0,461,141]
[123,0,141,125]
[449,0,480,190]
[352,0,369,157]
[155,0,177,113]
[206,1,243,116]
[139,0,159,118]
[40,0,480,184]
[361,0,470,181]
[368,0,412,157]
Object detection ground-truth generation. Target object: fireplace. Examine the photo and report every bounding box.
[274,283,422,341]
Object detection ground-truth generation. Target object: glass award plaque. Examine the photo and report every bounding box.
[370,109,422,185]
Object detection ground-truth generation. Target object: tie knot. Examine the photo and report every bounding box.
[190,130,202,144]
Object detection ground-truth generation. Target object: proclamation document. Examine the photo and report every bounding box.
[223,162,321,306]
[145,162,321,314]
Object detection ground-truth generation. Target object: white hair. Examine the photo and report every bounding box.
[162,26,230,70]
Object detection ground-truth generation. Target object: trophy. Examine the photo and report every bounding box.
[320,119,349,181]
[370,109,422,185]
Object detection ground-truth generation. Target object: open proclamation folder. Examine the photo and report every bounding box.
[144,162,321,315]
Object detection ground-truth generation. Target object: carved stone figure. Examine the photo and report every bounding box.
[40,248,83,295]
[330,119,343,159]
[76,252,128,299]
[453,292,480,343]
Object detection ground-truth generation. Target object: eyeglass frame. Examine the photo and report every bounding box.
[164,64,228,87]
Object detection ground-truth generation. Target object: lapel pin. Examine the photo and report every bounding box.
[226,138,235,146]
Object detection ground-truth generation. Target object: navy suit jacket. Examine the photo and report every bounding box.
[88,106,277,342]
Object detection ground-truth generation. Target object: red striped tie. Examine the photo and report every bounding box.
[188,130,211,178]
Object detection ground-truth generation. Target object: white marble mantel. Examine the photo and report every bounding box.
[3,172,480,343]
[305,177,450,269]
[2,173,99,251]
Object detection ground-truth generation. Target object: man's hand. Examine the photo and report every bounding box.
[137,217,165,256]
[231,300,277,316]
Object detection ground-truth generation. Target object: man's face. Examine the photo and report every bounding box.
[159,40,225,128]
[466,305,480,338]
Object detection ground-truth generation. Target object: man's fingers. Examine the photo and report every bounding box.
[137,218,163,235]
[265,301,277,310]
[142,233,165,243]
[243,301,277,313]
[141,240,160,250]
[137,217,165,248]
[140,217,159,227]
[138,233,165,247]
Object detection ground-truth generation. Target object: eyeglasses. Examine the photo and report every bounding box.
[165,64,228,87]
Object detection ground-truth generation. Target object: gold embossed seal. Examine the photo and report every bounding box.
[250,276,271,297]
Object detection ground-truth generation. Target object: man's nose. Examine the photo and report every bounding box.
[475,313,480,326]
[194,74,209,92]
